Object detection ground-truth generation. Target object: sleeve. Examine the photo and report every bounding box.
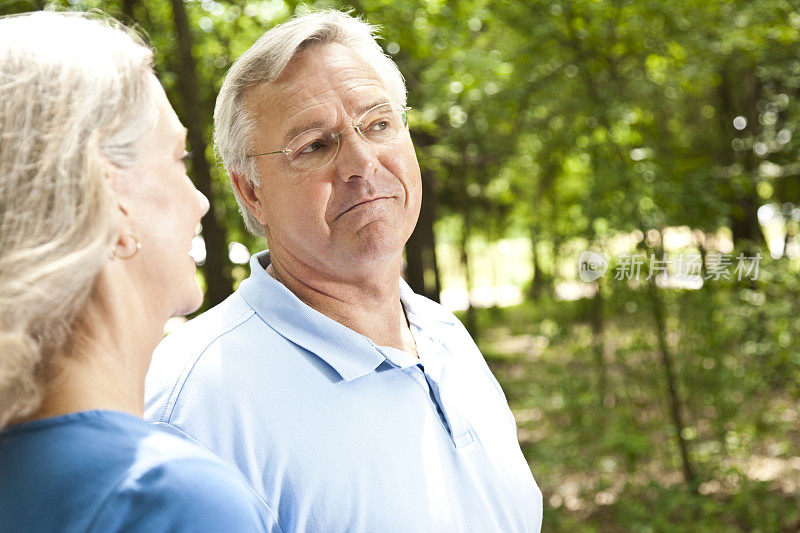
[87,458,284,533]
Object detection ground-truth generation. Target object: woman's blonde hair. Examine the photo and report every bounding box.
[0,11,157,429]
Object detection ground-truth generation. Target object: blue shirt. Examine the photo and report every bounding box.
[0,410,280,532]
[145,251,542,532]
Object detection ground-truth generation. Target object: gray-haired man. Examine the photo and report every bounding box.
[146,10,542,532]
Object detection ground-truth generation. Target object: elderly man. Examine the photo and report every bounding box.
[146,10,542,532]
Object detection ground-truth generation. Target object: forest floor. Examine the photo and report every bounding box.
[471,301,800,532]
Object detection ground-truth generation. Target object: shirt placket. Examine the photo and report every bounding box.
[414,329,475,449]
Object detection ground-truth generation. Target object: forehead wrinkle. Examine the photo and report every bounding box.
[273,79,382,128]
[283,120,326,146]
[277,99,336,144]
[257,43,393,150]
[278,80,387,122]
[274,71,384,110]
[274,47,387,106]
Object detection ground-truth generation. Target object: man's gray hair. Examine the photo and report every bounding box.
[214,9,407,236]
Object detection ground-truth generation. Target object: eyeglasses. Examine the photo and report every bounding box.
[247,102,411,171]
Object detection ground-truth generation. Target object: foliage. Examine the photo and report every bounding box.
[477,266,800,530]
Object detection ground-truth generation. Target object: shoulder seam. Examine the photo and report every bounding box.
[160,306,256,423]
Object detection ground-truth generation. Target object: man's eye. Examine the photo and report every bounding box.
[299,139,330,154]
[367,119,391,131]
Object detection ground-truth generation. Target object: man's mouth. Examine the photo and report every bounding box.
[338,196,390,218]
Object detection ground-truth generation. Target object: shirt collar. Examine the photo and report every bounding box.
[398,275,460,330]
[239,251,458,382]
[238,251,387,382]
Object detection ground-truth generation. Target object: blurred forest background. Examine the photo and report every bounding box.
[3,0,800,530]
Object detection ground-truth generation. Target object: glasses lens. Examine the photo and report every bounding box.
[285,129,339,171]
[357,103,404,144]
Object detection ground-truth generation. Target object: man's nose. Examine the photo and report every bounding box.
[333,127,378,182]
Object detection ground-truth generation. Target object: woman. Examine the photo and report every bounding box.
[0,12,278,532]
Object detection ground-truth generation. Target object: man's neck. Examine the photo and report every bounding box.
[267,256,417,357]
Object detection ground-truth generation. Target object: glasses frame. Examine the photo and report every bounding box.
[246,103,411,171]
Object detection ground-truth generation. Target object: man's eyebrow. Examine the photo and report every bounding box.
[280,100,390,145]
[354,99,389,118]
[283,120,326,145]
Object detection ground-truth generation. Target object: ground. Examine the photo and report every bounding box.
[468,297,800,532]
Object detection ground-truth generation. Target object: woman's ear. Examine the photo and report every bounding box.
[116,199,130,218]
[110,191,139,260]
[111,229,141,260]
[106,163,136,216]
[103,160,141,260]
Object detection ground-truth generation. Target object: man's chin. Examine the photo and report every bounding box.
[335,238,405,270]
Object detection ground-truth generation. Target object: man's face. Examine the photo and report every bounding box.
[244,43,422,280]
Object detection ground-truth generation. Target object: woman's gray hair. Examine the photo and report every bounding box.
[214,9,407,236]
[0,11,157,429]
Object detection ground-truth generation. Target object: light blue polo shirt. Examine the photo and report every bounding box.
[145,251,542,532]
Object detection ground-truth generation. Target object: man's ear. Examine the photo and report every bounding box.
[230,170,267,226]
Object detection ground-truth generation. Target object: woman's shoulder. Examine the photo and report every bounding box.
[89,452,279,532]
[1,410,281,532]
[88,415,282,532]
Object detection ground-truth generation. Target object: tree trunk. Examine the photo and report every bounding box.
[460,208,476,337]
[697,235,709,282]
[530,237,543,299]
[591,283,608,407]
[404,169,440,302]
[169,0,233,307]
[648,270,697,489]
[528,232,552,300]
[717,64,762,248]
[120,0,137,22]
[731,188,761,246]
